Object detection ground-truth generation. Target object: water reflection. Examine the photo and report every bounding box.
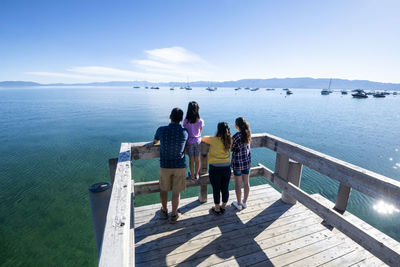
[373,200,400,215]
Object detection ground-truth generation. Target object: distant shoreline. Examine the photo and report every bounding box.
[1,77,400,90]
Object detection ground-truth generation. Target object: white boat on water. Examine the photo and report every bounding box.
[321,78,332,95]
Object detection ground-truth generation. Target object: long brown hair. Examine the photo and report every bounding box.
[185,101,200,123]
[216,122,232,151]
[235,117,251,145]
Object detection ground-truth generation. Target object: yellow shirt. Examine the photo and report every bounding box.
[202,136,231,164]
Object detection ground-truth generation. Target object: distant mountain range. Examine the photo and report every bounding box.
[1,78,400,90]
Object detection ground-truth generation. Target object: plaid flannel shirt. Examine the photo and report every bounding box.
[231,132,251,171]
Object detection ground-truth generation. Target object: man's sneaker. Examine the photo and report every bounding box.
[242,200,247,209]
[160,208,168,220]
[187,172,192,180]
[170,212,180,224]
[232,201,243,211]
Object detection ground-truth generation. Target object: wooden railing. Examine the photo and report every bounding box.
[99,133,400,266]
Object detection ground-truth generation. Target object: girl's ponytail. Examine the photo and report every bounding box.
[235,117,251,145]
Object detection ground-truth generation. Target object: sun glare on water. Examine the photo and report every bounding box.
[373,200,400,215]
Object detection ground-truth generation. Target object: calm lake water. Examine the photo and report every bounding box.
[0,87,399,266]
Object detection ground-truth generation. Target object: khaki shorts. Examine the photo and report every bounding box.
[159,168,186,193]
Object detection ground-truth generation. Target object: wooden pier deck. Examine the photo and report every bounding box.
[134,184,386,267]
[95,133,400,266]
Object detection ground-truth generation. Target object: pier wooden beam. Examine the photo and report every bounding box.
[99,143,133,267]
[134,166,265,196]
[261,132,400,208]
[129,134,267,161]
[128,133,400,207]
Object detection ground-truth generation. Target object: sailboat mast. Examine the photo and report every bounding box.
[328,78,332,90]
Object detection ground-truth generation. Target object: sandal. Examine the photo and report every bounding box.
[211,207,221,215]
[220,207,226,214]
[160,207,168,220]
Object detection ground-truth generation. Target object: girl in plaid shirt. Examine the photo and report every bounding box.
[231,117,251,211]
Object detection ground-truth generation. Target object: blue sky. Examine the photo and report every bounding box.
[1,0,399,83]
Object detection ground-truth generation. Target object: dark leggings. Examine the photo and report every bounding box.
[209,165,231,204]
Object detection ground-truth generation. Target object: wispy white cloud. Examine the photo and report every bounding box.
[132,46,214,81]
[67,66,142,77]
[145,46,205,64]
[25,71,95,80]
[27,46,215,82]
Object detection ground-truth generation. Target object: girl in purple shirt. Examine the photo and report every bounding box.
[183,101,205,179]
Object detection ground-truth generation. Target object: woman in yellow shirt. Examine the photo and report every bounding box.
[202,122,232,215]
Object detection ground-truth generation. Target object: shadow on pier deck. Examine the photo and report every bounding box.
[95,133,400,266]
[134,184,385,267]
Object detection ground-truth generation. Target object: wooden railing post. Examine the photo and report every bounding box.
[334,183,351,214]
[275,153,302,204]
[275,153,289,199]
[198,142,209,203]
[283,160,303,204]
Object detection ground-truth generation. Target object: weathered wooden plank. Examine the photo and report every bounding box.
[130,134,267,161]
[260,132,400,209]
[321,247,382,267]
[186,229,334,267]
[138,220,330,267]
[135,195,303,239]
[134,183,275,213]
[135,204,315,255]
[287,240,361,267]
[257,235,346,267]
[99,143,132,267]
[135,205,308,247]
[134,186,280,225]
[134,165,265,196]
[136,215,322,264]
[258,164,400,266]
[351,256,387,267]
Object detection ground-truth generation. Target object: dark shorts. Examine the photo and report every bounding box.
[187,143,201,157]
[233,168,250,176]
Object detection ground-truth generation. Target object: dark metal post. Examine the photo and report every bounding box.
[88,182,112,256]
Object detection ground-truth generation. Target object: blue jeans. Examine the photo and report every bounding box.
[233,168,250,176]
